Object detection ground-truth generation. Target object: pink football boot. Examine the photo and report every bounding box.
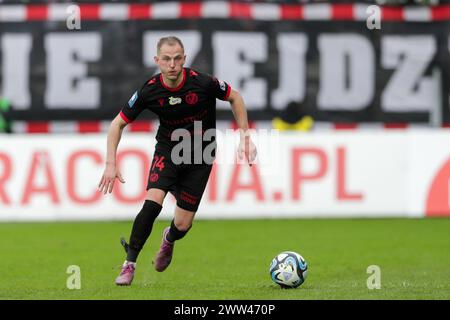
[154,227,174,272]
[115,261,135,286]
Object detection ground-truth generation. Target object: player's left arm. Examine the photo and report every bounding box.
[226,89,257,166]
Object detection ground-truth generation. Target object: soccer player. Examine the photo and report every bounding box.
[98,36,257,286]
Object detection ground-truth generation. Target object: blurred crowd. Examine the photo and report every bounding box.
[0,98,11,134]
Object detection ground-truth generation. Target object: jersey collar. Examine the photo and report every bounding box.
[160,68,186,92]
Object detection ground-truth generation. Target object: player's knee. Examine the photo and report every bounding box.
[174,219,192,232]
[167,219,192,242]
[146,188,166,205]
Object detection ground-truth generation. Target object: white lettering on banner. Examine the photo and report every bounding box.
[44,33,101,109]
[142,31,201,70]
[213,32,268,110]
[317,34,375,110]
[381,36,436,112]
[0,31,447,114]
[1,33,32,109]
[271,33,307,110]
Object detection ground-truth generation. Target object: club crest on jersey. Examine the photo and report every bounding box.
[185,92,198,105]
[169,96,182,105]
[149,173,159,182]
[128,91,138,108]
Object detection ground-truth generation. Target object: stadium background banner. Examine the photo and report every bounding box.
[0,2,450,123]
[0,130,449,221]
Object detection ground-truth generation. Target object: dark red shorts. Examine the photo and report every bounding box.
[146,145,213,212]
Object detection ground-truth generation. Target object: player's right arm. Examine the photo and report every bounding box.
[98,83,149,194]
[98,114,128,194]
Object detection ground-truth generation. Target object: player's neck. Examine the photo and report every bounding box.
[161,69,185,89]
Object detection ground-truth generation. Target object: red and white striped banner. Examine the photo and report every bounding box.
[0,2,449,22]
[11,120,252,134]
[10,120,450,134]
[12,120,155,134]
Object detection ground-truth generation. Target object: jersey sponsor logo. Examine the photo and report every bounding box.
[218,79,226,91]
[149,173,159,182]
[179,191,198,205]
[128,91,138,108]
[169,96,182,105]
[185,92,198,105]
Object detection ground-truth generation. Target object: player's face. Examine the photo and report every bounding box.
[155,44,186,81]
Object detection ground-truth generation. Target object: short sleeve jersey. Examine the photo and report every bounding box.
[119,68,231,151]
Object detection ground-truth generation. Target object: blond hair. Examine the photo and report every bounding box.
[157,36,184,55]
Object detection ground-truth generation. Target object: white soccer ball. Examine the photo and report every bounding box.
[269,251,308,288]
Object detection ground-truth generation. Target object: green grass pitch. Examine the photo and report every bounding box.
[0,218,449,300]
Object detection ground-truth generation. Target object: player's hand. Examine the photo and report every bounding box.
[238,137,257,166]
[98,163,125,194]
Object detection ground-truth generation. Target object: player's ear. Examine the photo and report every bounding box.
[153,56,159,64]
